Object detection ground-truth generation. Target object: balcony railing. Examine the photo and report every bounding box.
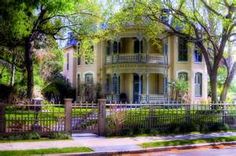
[106,53,165,64]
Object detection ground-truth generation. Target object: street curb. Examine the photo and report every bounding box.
[55,141,236,156]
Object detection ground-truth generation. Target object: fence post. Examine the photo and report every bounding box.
[98,99,106,136]
[0,104,5,133]
[64,98,73,134]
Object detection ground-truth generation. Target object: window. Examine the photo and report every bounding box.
[106,41,111,55]
[160,8,170,24]
[178,37,188,61]
[66,53,69,70]
[194,46,202,62]
[85,73,93,85]
[195,72,202,97]
[106,74,111,93]
[164,77,168,94]
[113,41,118,54]
[178,72,188,81]
[134,39,143,53]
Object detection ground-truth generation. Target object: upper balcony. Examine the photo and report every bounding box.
[106,53,165,65]
[105,36,167,65]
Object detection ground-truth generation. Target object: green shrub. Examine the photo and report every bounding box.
[8,134,24,140]
[23,132,40,140]
[208,123,229,132]
[48,132,71,139]
[120,128,134,136]
[150,129,159,136]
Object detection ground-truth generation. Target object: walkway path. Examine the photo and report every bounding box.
[0,132,236,153]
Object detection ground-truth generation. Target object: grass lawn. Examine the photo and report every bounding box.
[0,147,92,156]
[141,136,236,148]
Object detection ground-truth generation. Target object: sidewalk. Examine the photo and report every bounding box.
[0,132,236,153]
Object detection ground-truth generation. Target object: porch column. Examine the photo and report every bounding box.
[138,36,143,62]
[138,74,142,102]
[111,41,114,63]
[146,73,149,102]
[117,73,120,101]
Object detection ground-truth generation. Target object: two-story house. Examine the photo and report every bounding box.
[63,29,208,103]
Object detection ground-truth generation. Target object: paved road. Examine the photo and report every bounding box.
[122,145,236,156]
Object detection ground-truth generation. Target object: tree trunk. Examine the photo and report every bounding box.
[220,63,236,101]
[25,39,34,99]
[210,72,218,103]
[220,77,231,102]
[9,55,15,86]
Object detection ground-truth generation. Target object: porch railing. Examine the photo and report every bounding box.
[106,53,165,64]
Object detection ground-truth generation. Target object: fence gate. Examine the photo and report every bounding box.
[71,103,99,134]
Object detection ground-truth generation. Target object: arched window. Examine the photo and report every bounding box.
[178,72,188,81]
[85,73,93,85]
[195,72,202,97]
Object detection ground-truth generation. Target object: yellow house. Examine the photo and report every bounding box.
[63,29,208,103]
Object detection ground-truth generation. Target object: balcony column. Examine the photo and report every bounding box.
[146,73,149,102]
[117,73,120,102]
[138,36,143,62]
[111,40,114,63]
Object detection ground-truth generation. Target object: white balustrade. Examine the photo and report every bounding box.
[105,53,165,64]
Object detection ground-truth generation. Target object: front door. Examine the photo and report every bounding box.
[133,74,142,103]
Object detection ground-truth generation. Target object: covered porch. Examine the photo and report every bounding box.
[105,73,167,103]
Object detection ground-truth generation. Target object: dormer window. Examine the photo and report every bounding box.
[178,37,188,61]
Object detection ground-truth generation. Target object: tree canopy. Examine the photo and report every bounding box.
[114,0,236,102]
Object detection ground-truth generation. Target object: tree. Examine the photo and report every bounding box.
[0,0,101,98]
[121,0,236,102]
